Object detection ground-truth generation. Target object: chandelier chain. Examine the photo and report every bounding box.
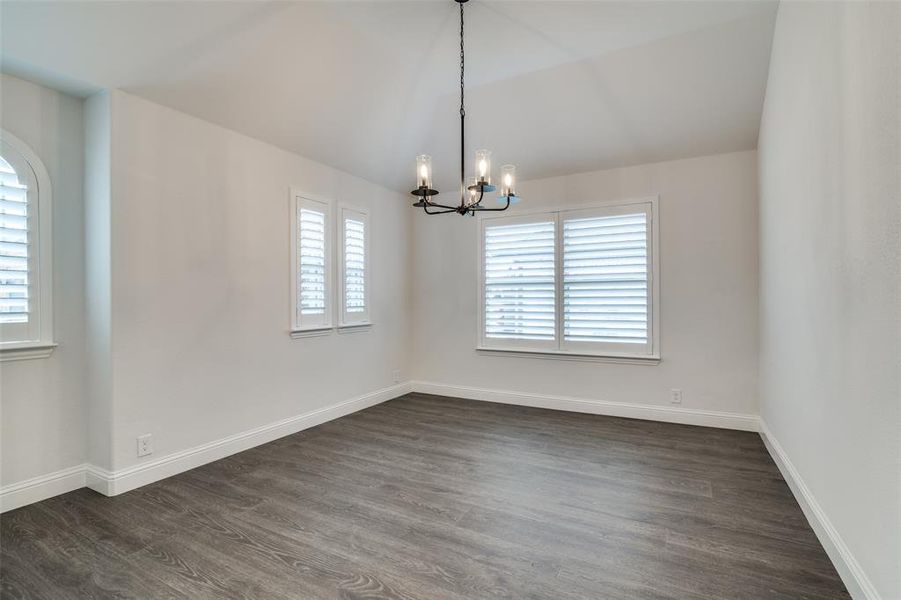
[459,0,465,204]
[460,1,465,120]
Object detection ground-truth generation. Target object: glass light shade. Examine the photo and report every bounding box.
[500,164,516,197]
[465,177,479,206]
[416,155,432,189]
[475,149,492,183]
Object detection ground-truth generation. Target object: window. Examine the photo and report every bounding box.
[290,191,332,332]
[339,206,370,326]
[0,155,28,324]
[479,197,658,360]
[289,192,373,337]
[483,216,556,351]
[0,131,54,359]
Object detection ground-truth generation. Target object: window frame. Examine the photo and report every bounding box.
[479,212,559,353]
[477,196,660,362]
[338,204,371,328]
[560,202,656,357]
[289,189,333,335]
[0,130,54,360]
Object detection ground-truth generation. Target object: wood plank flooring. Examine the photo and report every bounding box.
[1,393,849,599]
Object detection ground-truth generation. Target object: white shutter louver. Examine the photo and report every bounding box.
[0,156,29,324]
[483,219,556,342]
[343,217,365,313]
[297,205,328,325]
[563,212,648,346]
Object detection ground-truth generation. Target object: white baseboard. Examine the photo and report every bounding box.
[3,382,413,509]
[410,381,759,432]
[90,381,412,497]
[759,420,879,600]
[0,464,88,513]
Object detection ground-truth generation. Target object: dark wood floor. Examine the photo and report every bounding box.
[1,393,849,599]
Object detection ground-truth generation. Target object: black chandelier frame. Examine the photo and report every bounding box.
[411,0,516,216]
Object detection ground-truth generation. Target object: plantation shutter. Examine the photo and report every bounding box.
[341,207,369,324]
[482,217,556,348]
[0,155,29,325]
[295,195,331,330]
[562,208,651,353]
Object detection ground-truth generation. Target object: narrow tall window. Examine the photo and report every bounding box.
[482,217,556,350]
[0,132,53,358]
[291,193,332,332]
[339,206,370,326]
[479,198,657,359]
[0,155,29,324]
[562,208,651,355]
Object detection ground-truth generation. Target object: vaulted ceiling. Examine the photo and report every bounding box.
[1,1,777,194]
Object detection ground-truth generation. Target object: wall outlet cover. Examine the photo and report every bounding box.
[137,434,153,457]
[670,389,683,405]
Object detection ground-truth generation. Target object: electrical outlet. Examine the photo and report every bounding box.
[670,389,683,405]
[137,434,153,457]
[393,370,401,383]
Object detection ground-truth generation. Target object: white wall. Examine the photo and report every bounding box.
[104,91,412,472]
[412,150,759,419]
[0,74,86,486]
[758,3,900,598]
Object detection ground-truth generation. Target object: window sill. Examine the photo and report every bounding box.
[289,327,333,339]
[476,347,660,365]
[338,323,372,334]
[289,323,372,339]
[0,342,58,362]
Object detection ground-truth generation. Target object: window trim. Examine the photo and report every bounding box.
[0,130,54,361]
[338,204,371,328]
[477,196,660,361]
[289,189,333,334]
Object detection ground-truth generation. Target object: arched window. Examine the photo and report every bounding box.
[0,131,54,359]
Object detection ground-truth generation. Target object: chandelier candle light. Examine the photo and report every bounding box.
[411,0,520,216]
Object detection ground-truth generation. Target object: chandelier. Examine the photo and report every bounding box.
[411,0,520,216]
